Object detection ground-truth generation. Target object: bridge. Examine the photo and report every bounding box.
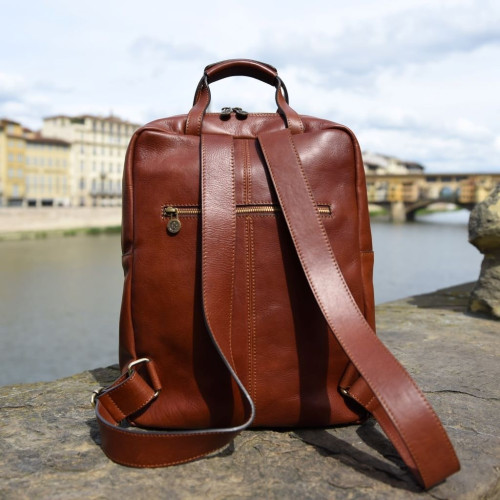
[365,173,500,222]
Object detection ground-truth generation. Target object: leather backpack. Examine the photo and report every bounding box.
[93,59,460,489]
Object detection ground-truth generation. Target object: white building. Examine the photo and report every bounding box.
[42,115,139,206]
[362,151,425,175]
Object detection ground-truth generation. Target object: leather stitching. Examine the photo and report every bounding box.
[245,217,252,397]
[250,218,257,407]
[228,139,237,370]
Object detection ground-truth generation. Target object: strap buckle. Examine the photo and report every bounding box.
[91,358,159,408]
[90,387,104,407]
[128,357,152,376]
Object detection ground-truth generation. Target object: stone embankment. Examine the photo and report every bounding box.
[469,184,500,318]
[0,283,499,499]
[0,207,121,239]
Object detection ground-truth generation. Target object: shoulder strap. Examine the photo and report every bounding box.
[257,128,460,488]
[94,134,254,467]
[95,130,459,489]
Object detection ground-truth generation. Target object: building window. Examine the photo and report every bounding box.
[8,168,14,178]
[8,153,13,162]
[79,178,85,190]
[80,161,85,172]
[17,168,23,178]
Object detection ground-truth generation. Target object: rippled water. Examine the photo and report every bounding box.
[0,210,481,385]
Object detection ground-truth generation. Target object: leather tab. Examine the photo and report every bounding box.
[98,371,156,422]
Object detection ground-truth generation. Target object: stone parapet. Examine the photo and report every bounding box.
[1,283,498,499]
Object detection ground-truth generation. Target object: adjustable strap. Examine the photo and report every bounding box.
[94,134,254,467]
[257,128,460,488]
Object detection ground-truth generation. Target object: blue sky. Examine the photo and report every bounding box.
[0,0,499,172]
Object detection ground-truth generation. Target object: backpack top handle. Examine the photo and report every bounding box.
[186,59,303,135]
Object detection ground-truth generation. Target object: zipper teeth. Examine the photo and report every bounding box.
[164,204,331,216]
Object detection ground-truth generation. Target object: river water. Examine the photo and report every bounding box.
[0,210,481,386]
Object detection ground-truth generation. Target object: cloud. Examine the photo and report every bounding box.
[0,73,26,104]
[0,0,499,172]
[252,2,500,88]
[130,37,216,63]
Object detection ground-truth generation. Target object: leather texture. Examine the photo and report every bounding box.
[95,59,460,489]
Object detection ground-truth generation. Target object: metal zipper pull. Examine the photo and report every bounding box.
[164,206,182,234]
[220,107,232,121]
[232,107,248,120]
[219,107,249,120]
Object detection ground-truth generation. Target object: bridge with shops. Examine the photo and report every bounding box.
[365,173,500,222]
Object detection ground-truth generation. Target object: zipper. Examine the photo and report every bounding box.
[220,107,249,120]
[163,204,331,234]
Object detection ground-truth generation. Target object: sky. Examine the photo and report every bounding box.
[0,0,499,173]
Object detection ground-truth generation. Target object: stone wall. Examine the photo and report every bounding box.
[1,283,499,499]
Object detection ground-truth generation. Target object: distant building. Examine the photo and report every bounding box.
[362,151,425,175]
[0,120,27,206]
[42,115,139,206]
[0,119,71,207]
[25,135,71,207]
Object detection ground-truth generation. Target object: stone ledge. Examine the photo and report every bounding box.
[1,283,499,499]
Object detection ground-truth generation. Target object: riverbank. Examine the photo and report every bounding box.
[0,283,498,499]
[0,206,122,241]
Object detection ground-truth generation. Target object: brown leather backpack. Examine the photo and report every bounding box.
[93,59,459,489]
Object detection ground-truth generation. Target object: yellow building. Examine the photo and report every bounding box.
[0,119,27,206]
[42,115,139,206]
[25,136,71,206]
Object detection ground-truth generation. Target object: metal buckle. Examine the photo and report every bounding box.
[91,387,104,407]
[127,357,151,376]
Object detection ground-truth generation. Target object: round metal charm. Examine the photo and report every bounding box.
[167,218,182,234]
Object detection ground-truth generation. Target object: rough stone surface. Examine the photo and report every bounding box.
[469,184,500,318]
[1,283,499,499]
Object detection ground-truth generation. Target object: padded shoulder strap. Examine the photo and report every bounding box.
[257,128,460,489]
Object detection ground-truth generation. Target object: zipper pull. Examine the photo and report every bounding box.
[232,107,248,120]
[164,206,182,234]
[220,107,232,121]
[219,107,249,120]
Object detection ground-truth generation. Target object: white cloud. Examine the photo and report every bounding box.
[0,0,499,172]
